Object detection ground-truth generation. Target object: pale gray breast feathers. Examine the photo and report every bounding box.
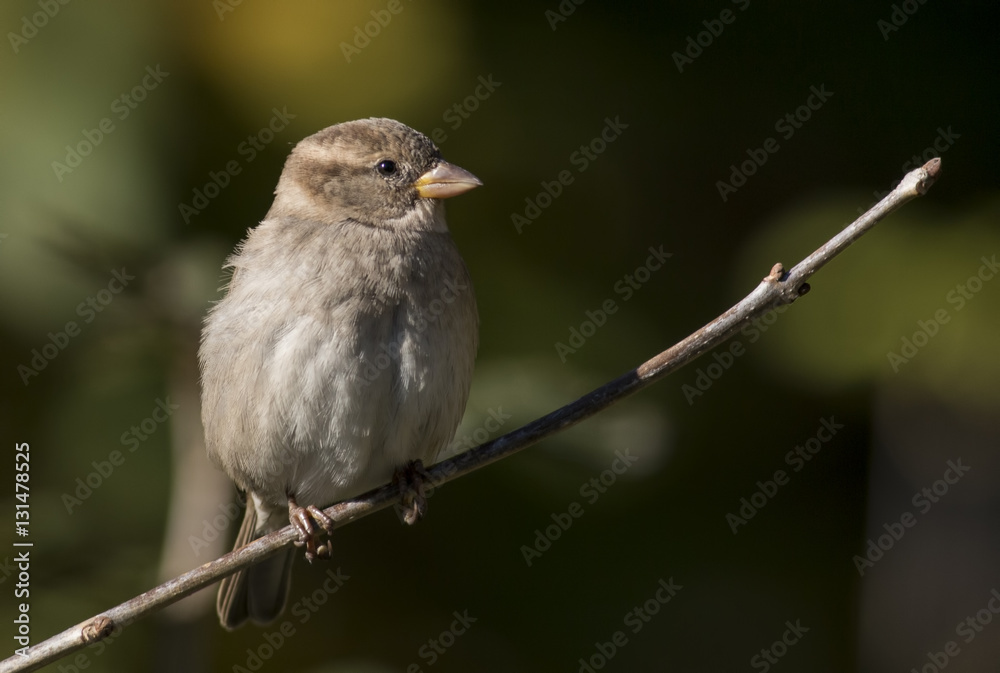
[200,216,478,508]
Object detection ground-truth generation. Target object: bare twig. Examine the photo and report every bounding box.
[2,158,941,673]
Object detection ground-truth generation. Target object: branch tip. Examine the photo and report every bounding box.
[906,157,941,196]
[923,157,942,179]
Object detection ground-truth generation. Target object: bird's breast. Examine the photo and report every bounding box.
[205,224,478,509]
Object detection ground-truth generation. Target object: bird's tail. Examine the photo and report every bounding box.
[217,504,295,630]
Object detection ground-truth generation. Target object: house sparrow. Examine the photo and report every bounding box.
[199,118,480,629]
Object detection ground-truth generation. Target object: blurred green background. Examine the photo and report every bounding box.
[2,2,999,672]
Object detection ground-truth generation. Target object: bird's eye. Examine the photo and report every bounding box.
[376,159,397,176]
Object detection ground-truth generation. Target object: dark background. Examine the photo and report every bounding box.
[2,2,999,672]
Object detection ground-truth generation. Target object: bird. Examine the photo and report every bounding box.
[198,117,481,630]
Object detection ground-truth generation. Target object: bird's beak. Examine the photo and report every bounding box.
[414,161,483,199]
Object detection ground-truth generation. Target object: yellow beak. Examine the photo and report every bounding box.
[414,161,483,199]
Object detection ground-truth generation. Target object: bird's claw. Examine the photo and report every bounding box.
[288,496,335,562]
[394,459,432,526]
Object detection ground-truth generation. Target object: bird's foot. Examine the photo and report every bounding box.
[394,459,433,526]
[287,495,335,562]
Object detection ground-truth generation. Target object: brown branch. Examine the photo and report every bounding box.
[1,158,941,673]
